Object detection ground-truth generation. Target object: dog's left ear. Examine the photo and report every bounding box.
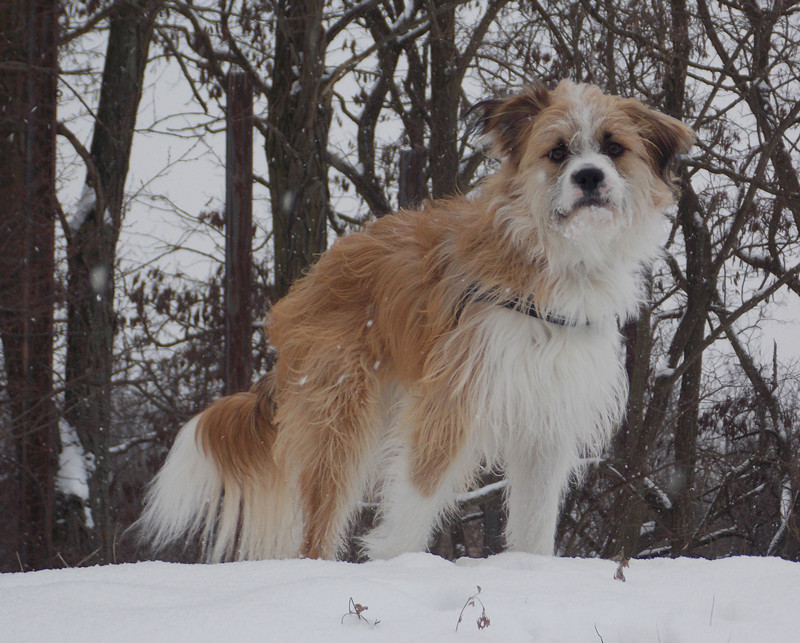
[468,82,551,162]
[620,100,695,186]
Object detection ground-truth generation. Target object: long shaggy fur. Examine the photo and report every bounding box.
[136,80,694,562]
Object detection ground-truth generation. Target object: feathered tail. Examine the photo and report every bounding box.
[134,376,299,561]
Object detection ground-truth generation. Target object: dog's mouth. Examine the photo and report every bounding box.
[576,195,612,209]
[555,196,614,219]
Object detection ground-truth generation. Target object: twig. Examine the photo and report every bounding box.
[75,547,101,568]
[455,586,490,632]
[113,524,120,565]
[613,549,630,582]
[341,597,380,627]
[709,593,715,627]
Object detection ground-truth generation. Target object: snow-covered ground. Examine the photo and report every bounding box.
[2,553,798,642]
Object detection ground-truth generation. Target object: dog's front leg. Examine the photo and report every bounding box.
[361,389,475,559]
[503,442,578,555]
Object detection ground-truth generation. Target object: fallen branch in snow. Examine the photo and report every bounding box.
[637,526,743,558]
[358,479,508,513]
[454,480,507,507]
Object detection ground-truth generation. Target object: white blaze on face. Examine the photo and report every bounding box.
[548,103,631,238]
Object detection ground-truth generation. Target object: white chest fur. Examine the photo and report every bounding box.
[466,308,628,464]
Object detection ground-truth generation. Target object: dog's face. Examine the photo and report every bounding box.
[474,81,694,264]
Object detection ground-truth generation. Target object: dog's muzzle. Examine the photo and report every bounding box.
[572,166,605,194]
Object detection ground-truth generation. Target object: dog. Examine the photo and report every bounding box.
[136,80,694,562]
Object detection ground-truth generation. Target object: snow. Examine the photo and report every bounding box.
[67,184,97,232]
[390,0,417,28]
[642,475,672,510]
[90,265,109,295]
[2,553,798,641]
[455,480,508,506]
[654,366,676,379]
[56,420,95,529]
[561,206,614,239]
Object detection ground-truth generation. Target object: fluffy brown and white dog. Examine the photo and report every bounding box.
[136,80,694,562]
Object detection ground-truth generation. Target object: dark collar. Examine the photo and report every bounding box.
[456,284,590,327]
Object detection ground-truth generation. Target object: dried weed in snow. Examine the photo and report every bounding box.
[455,585,490,632]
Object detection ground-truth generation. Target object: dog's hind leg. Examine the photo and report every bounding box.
[297,430,376,559]
[275,372,381,560]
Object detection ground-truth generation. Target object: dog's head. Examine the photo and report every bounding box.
[472,81,694,266]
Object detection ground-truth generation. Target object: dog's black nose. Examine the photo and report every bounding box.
[573,167,605,193]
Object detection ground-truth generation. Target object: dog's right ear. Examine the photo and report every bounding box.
[467,82,551,161]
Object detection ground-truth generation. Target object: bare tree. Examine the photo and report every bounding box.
[0,0,59,571]
[60,0,163,564]
[552,0,800,560]
[265,0,330,297]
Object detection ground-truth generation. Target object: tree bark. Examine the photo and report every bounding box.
[0,0,59,570]
[664,0,711,557]
[266,0,330,298]
[608,296,654,558]
[224,71,254,395]
[428,0,459,199]
[671,184,710,556]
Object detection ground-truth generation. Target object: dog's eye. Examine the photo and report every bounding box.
[605,141,625,158]
[548,145,568,163]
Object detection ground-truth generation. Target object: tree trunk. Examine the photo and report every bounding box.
[0,0,59,570]
[663,0,710,557]
[266,0,330,298]
[671,184,710,556]
[607,297,654,558]
[399,148,427,209]
[224,71,254,395]
[64,0,159,564]
[428,1,459,199]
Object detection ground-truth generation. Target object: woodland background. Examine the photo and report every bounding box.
[1,0,799,572]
